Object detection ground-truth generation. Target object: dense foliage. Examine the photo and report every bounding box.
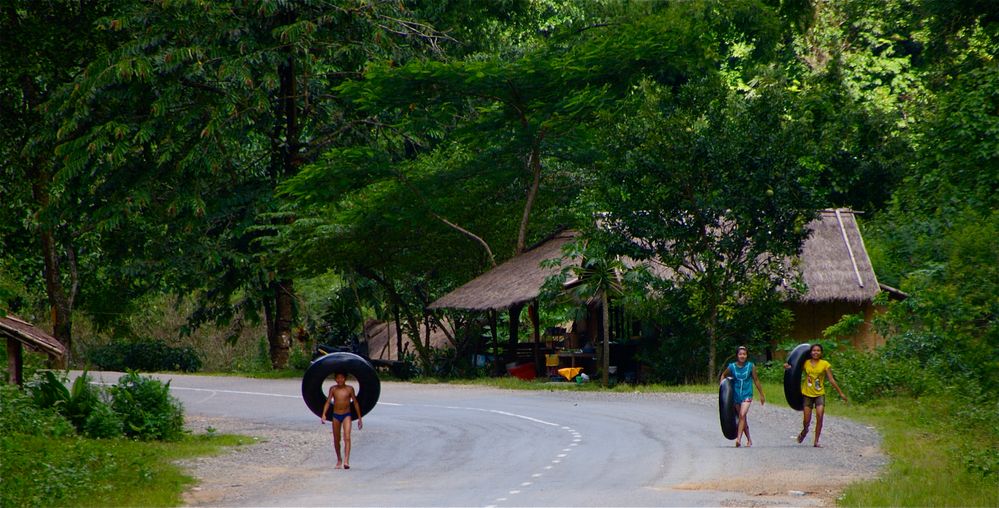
[1,0,995,412]
[21,370,185,441]
[87,340,202,373]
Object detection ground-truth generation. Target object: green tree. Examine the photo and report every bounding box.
[1,0,126,359]
[281,1,784,369]
[42,1,482,368]
[590,77,820,381]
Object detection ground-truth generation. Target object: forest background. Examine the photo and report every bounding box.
[1,0,997,493]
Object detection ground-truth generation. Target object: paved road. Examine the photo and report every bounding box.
[82,372,884,507]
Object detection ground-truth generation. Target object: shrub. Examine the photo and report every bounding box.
[83,402,124,439]
[25,371,122,438]
[109,371,185,441]
[87,340,202,372]
[829,348,936,403]
[0,383,75,437]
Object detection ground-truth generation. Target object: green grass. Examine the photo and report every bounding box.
[835,396,998,507]
[0,432,255,507]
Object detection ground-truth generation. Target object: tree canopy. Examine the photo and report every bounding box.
[0,0,994,389]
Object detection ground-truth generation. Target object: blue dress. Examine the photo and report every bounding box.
[728,361,754,402]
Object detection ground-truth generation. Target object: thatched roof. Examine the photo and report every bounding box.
[364,319,452,361]
[429,210,880,311]
[796,209,880,303]
[0,314,67,358]
[427,231,577,311]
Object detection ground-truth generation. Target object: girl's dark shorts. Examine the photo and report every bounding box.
[803,395,826,408]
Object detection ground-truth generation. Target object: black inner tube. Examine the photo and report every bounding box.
[719,376,738,440]
[301,352,381,419]
[783,343,811,411]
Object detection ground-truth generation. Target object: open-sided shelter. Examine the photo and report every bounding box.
[427,230,577,374]
[2,314,67,385]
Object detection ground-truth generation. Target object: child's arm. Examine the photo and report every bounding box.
[718,366,730,384]
[826,368,848,402]
[321,387,333,423]
[751,365,765,405]
[351,387,363,429]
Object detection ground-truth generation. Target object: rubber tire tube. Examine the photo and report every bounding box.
[719,376,739,440]
[302,352,381,420]
[783,343,811,411]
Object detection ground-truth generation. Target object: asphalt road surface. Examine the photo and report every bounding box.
[80,372,885,507]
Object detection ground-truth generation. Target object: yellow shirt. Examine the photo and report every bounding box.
[802,359,831,397]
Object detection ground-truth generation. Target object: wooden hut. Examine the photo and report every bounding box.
[2,314,67,385]
[428,230,577,375]
[363,319,452,362]
[787,208,895,349]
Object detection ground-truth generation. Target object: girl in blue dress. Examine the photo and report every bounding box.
[719,346,766,447]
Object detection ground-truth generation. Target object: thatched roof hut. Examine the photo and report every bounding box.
[795,209,879,303]
[788,208,889,348]
[428,211,883,310]
[427,231,577,311]
[364,319,452,361]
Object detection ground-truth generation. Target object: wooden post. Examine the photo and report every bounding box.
[530,300,542,376]
[490,310,501,376]
[508,302,524,368]
[7,337,23,386]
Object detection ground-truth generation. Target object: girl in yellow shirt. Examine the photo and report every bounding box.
[786,343,848,447]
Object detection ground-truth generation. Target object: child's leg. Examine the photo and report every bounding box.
[799,404,812,443]
[813,404,825,447]
[332,420,344,468]
[739,401,752,446]
[342,417,353,467]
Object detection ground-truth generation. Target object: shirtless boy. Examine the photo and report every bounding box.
[321,372,363,469]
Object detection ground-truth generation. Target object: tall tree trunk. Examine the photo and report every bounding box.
[268,279,295,369]
[601,291,610,387]
[22,72,73,367]
[516,135,544,254]
[392,304,404,360]
[36,203,74,368]
[707,304,718,383]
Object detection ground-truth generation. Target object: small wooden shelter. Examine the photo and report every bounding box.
[363,319,452,362]
[2,314,67,385]
[428,231,577,374]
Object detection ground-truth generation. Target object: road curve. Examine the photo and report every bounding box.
[81,372,885,507]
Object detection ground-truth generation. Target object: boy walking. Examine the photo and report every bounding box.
[321,372,363,469]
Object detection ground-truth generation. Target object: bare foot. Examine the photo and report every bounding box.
[797,430,807,443]
[735,441,741,448]
[745,440,752,448]
[813,443,823,448]
[335,461,343,469]
[344,464,350,469]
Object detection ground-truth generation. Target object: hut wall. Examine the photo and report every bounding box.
[788,301,885,350]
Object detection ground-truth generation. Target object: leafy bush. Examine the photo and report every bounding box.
[87,340,202,373]
[0,383,75,437]
[109,371,185,441]
[829,348,937,403]
[83,402,124,439]
[25,371,122,438]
